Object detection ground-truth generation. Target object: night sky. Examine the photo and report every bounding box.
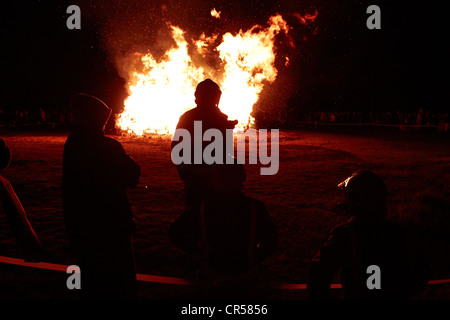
[1,0,447,119]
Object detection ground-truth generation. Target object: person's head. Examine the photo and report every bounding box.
[0,138,11,171]
[338,170,388,219]
[70,93,112,132]
[194,79,222,109]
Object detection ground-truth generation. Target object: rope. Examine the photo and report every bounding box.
[1,255,449,289]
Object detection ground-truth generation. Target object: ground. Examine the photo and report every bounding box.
[0,127,449,300]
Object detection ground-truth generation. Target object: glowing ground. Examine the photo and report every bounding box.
[0,129,449,299]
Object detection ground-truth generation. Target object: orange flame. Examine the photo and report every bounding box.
[210,8,221,19]
[117,14,290,136]
[293,10,318,25]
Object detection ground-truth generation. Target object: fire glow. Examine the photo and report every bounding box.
[116,14,290,136]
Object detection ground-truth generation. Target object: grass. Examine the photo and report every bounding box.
[0,128,449,300]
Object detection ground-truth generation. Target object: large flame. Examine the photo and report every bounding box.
[117,14,289,136]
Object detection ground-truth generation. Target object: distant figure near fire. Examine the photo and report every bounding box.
[307,170,430,300]
[63,93,141,300]
[171,79,245,208]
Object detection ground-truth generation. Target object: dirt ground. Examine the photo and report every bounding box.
[0,128,449,300]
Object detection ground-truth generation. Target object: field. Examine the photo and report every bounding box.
[0,128,449,300]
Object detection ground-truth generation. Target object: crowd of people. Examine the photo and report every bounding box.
[296,109,449,133]
[0,79,433,301]
[1,105,448,135]
[0,108,71,128]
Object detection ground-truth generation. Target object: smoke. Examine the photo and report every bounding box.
[80,0,318,126]
[82,0,312,67]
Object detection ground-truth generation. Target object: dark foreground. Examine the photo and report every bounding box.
[0,128,449,300]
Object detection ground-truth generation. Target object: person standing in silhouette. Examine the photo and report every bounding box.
[307,170,430,300]
[63,93,141,299]
[171,79,243,208]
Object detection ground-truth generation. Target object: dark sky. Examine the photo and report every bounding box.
[1,0,447,117]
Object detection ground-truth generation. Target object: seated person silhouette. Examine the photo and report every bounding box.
[63,93,141,299]
[169,165,277,299]
[0,138,43,261]
[307,170,430,300]
[171,79,243,208]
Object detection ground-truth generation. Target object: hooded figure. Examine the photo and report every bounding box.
[63,93,141,300]
[0,138,43,261]
[307,170,430,300]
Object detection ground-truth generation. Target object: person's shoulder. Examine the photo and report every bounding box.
[63,132,79,153]
[247,196,264,205]
[179,108,199,119]
[216,108,228,119]
[175,203,202,224]
[64,131,76,144]
[243,196,268,212]
[207,108,229,123]
[384,218,406,235]
[176,108,199,127]
[329,217,358,236]
[0,175,10,189]
[384,218,402,228]
[101,135,125,151]
[332,217,403,236]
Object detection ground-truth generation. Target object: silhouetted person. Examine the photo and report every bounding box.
[307,170,430,300]
[171,79,243,208]
[169,165,277,299]
[0,138,43,261]
[63,93,141,300]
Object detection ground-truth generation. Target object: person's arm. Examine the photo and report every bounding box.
[171,115,194,181]
[104,138,141,188]
[171,114,188,152]
[307,228,344,299]
[255,201,278,260]
[169,208,200,253]
[0,176,43,261]
[118,152,141,188]
[407,237,431,297]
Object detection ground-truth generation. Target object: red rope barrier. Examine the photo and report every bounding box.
[1,255,448,289]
